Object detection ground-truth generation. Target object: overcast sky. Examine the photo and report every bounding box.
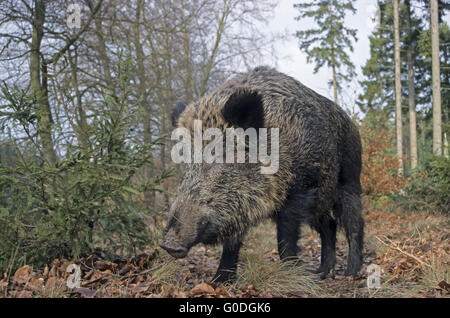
[264,0,450,114]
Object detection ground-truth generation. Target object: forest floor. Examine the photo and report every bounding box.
[1,200,449,298]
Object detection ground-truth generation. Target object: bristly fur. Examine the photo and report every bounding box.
[164,66,364,281]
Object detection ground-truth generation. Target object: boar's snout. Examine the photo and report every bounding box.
[160,241,188,258]
[160,227,189,258]
[161,200,214,258]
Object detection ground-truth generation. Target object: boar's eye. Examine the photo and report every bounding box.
[197,216,209,233]
[195,216,218,245]
[199,217,208,226]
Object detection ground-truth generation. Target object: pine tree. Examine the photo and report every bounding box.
[294,0,357,105]
[358,0,428,169]
[416,1,450,157]
[358,1,395,116]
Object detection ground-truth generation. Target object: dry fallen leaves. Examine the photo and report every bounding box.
[190,283,215,296]
[1,208,448,298]
[12,265,32,285]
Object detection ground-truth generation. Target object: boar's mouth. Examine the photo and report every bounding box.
[160,216,219,259]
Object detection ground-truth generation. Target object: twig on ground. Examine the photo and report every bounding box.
[79,258,175,282]
[119,259,175,281]
[375,235,432,269]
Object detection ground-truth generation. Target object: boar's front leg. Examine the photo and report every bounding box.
[212,240,242,284]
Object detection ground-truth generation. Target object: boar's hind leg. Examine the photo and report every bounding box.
[213,240,242,284]
[314,214,337,279]
[276,190,316,263]
[337,186,364,277]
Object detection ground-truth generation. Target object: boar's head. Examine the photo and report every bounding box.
[160,89,279,258]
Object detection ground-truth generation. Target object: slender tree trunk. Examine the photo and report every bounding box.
[68,50,90,154]
[328,2,338,106]
[431,0,442,155]
[421,118,426,164]
[134,0,155,208]
[393,0,403,174]
[183,27,194,101]
[332,62,338,106]
[444,39,449,158]
[405,0,418,169]
[444,133,449,157]
[30,0,57,165]
[90,3,117,109]
[160,2,175,208]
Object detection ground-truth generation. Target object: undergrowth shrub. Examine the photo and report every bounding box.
[394,156,450,215]
[359,110,449,215]
[359,114,406,201]
[0,57,169,273]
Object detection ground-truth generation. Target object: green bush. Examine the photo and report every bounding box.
[395,156,450,215]
[0,57,169,273]
[0,121,168,273]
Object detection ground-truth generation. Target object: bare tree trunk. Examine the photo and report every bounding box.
[90,2,117,107]
[431,0,442,156]
[332,61,338,106]
[393,0,403,175]
[68,49,91,154]
[421,118,427,164]
[444,37,449,158]
[328,3,338,106]
[405,0,418,169]
[182,26,194,101]
[163,29,174,208]
[133,0,155,208]
[444,134,449,157]
[30,0,57,165]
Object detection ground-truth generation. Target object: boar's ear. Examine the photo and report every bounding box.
[171,100,188,127]
[221,89,264,129]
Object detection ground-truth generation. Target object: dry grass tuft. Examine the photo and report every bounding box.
[151,259,187,288]
[419,257,449,292]
[235,258,322,297]
[235,244,322,297]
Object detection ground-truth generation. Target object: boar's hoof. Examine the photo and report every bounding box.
[344,266,361,277]
[315,267,335,280]
[212,270,236,285]
[344,256,363,277]
[281,257,302,266]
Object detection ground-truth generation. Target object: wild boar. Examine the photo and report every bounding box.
[160,66,364,283]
